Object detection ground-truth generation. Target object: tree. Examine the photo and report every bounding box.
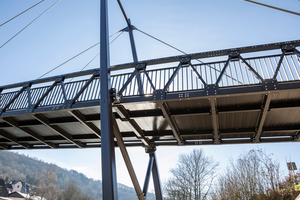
[30,165,60,200]
[58,180,92,200]
[164,149,219,200]
[212,149,281,200]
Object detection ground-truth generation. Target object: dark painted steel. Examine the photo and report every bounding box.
[117,0,130,27]
[118,69,138,95]
[215,57,231,85]
[143,155,154,199]
[189,62,207,86]
[0,85,26,115]
[210,98,220,144]
[33,114,82,148]
[0,130,29,149]
[100,0,118,199]
[1,117,55,148]
[69,110,101,139]
[163,62,181,92]
[254,94,272,143]
[113,105,150,146]
[151,153,164,200]
[273,51,286,80]
[159,102,183,145]
[112,115,144,200]
[111,40,300,71]
[239,56,263,82]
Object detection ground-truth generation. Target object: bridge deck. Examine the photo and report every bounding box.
[0,40,300,149]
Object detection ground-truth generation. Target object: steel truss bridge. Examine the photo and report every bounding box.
[1,1,300,200]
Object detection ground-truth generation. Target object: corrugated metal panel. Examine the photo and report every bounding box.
[167,99,210,110]
[174,115,212,131]
[264,109,300,127]
[219,112,260,130]
[218,94,263,107]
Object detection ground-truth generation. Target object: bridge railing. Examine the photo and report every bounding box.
[0,40,299,113]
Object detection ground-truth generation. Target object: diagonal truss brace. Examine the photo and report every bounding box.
[1,117,55,148]
[239,56,263,82]
[0,83,29,115]
[29,77,64,112]
[33,114,83,148]
[112,115,145,200]
[65,71,100,109]
[113,105,150,146]
[0,130,30,149]
[210,98,220,144]
[254,94,272,143]
[69,110,101,139]
[159,102,184,145]
[118,63,155,97]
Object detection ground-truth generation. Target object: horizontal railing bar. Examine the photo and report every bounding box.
[111,40,300,71]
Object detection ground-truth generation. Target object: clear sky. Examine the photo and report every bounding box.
[0,0,300,195]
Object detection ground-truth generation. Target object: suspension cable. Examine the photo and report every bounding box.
[67,31,124,83]
[0,0,60,49]
[136,28,243,84]
[0,0,45,27]
[38,30,123,80]
[37,42,100,80]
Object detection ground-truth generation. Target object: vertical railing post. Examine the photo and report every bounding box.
[100,0,118,199]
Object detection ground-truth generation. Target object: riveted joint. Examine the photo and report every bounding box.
[135,63,146,72]
[55,76,65,83]
[281,44,295,53]
[180,57,191,65]
[228,50,240,60]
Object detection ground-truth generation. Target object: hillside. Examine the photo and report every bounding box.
[0,151,155,200]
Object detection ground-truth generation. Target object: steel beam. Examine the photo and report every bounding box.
[112,40,300,71]
[33,114,82,148]
[210,98,220,144]
[151,152,164,200]
[112,115,144,200]
[69,110,101,139]
[159,102,184,145]
[295,131,300,142]
[254,94,272,143]
[113,105,150,146]
[143,155,154,199]
[100,0,118,198]
[0,130,29,149]
[1,117,55,148]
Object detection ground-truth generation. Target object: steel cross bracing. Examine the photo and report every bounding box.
[0,40,299,150]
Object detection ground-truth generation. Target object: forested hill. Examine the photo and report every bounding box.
[0,151,155,200]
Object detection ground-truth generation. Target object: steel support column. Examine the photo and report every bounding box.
[151,152,164,200]
[112,115,144,200]
[100,0,118,199]
[143,155,154,199]
[254,94,272,143]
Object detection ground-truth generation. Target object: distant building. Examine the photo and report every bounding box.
[10,181,29,194]
[0,179,8,197]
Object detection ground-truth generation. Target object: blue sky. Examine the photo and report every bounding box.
[0,0,300,194]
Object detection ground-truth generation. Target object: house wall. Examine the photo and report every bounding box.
[11,182,22,193]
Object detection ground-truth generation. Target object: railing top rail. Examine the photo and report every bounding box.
[0,39,299,90]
